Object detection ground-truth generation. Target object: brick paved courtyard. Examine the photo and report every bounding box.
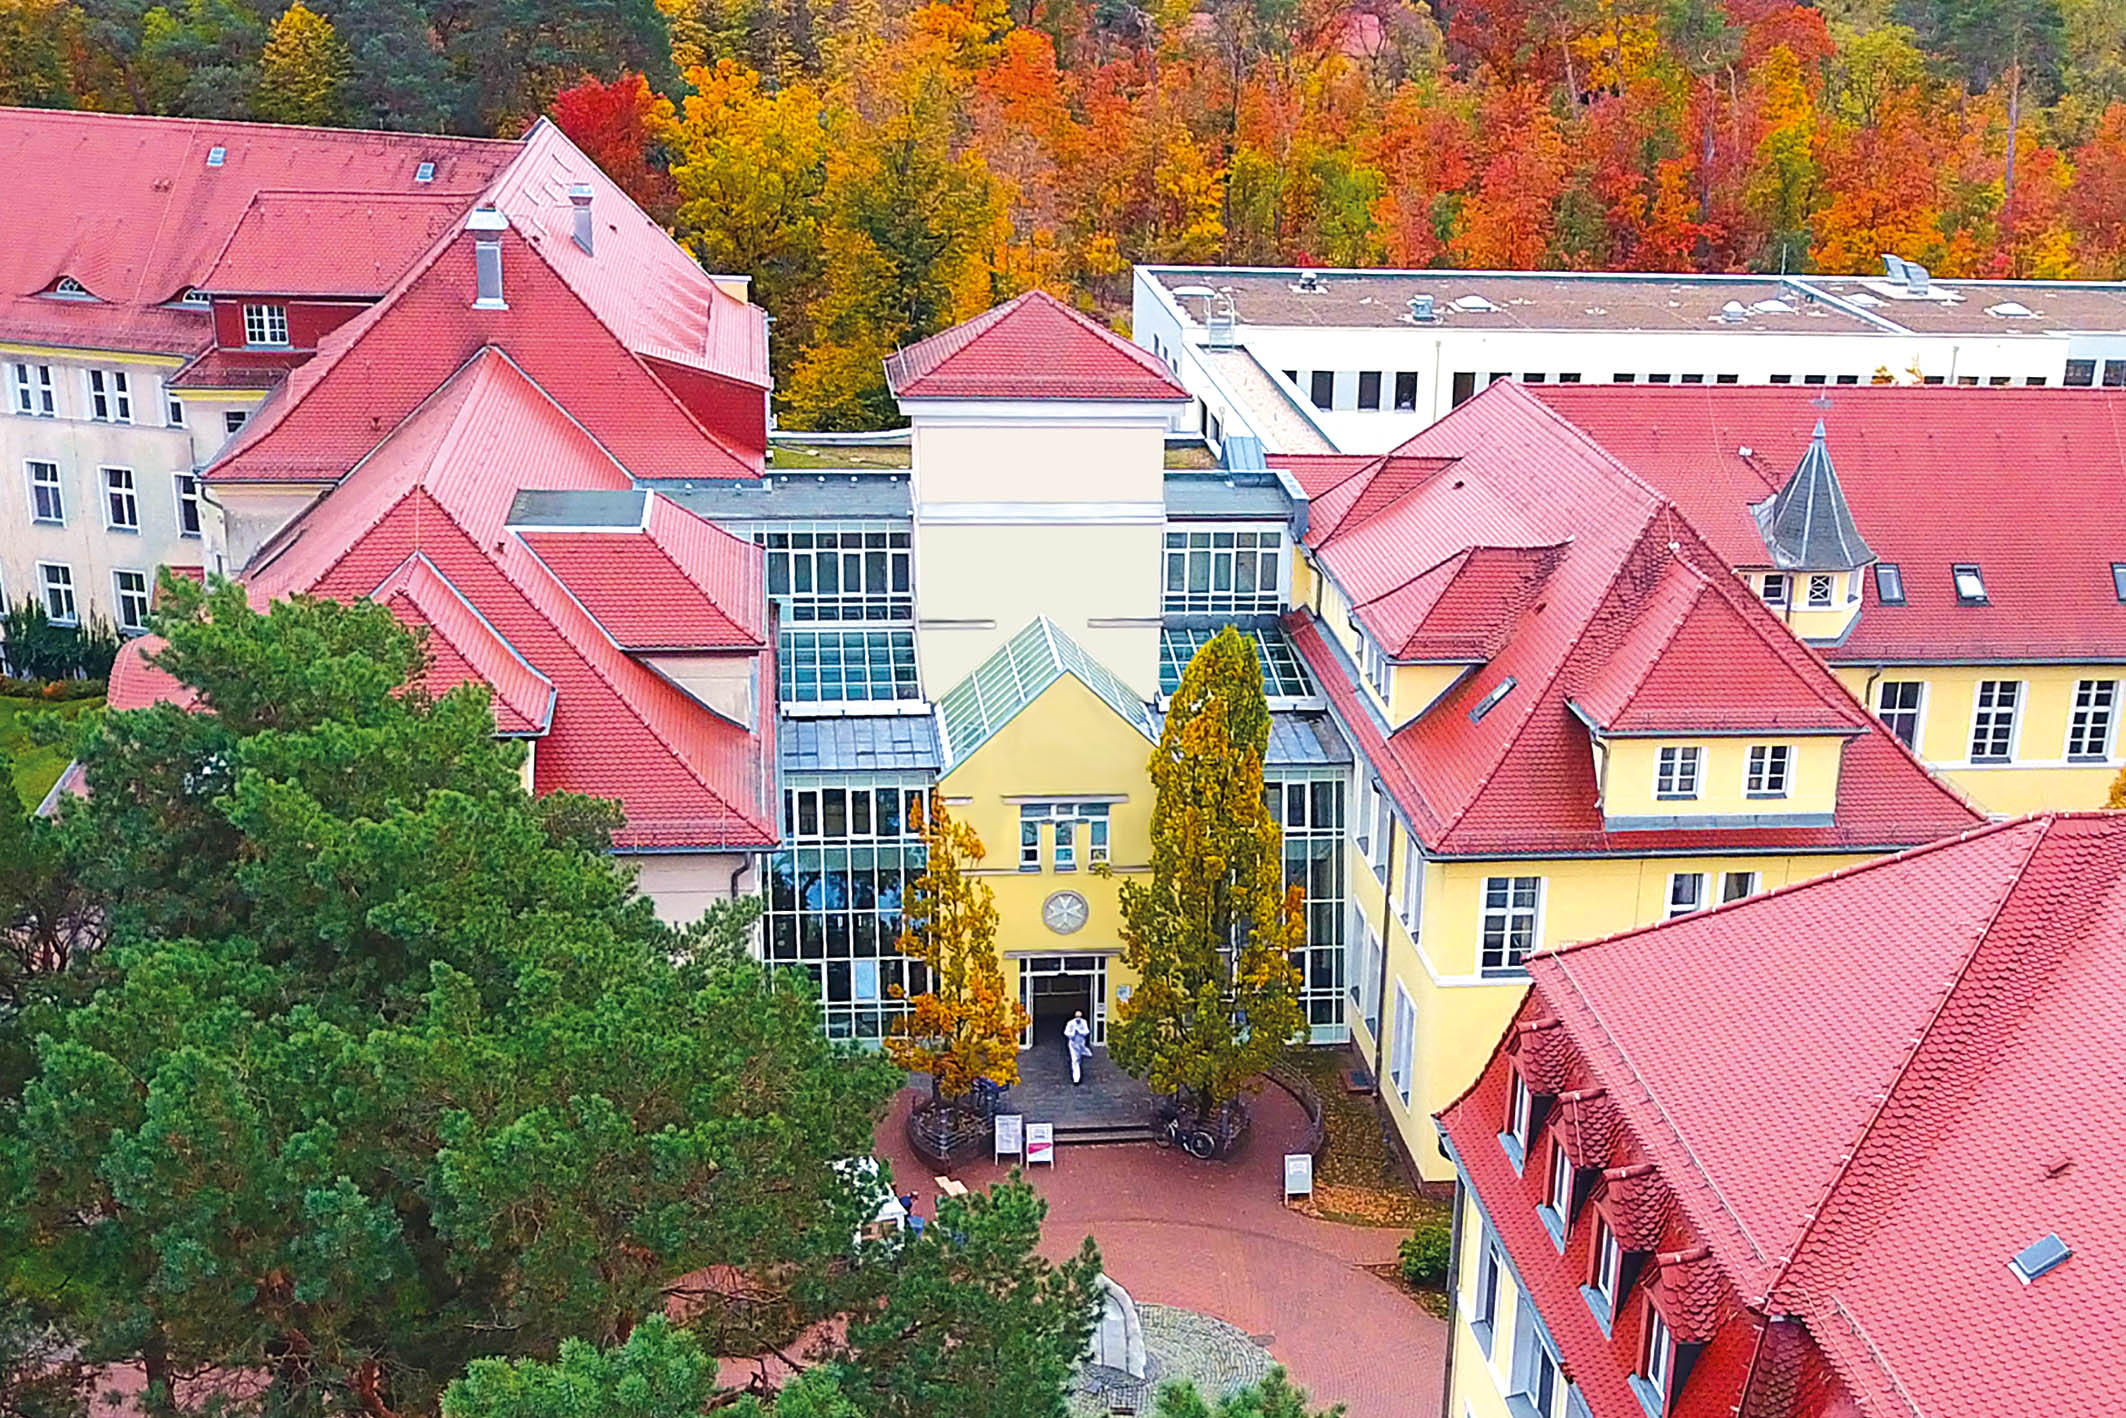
[874,1066,1448,1418]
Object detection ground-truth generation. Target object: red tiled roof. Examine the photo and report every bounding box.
[201,190,471,297]
[228,348,774,849]
[1569,560,1868,736]
[516,496,763,652]
[1361,543,1562,661]
[371,553,556,735]
[1287,382,1980,858]
[168,346,308,390]
[108,637,200,713]
[0,107,514,355]
[1482,812,2126,1418]
[1529,384,2126,663]
[883,290,1188,402]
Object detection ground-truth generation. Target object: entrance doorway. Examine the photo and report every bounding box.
[1017,954,1108,1049]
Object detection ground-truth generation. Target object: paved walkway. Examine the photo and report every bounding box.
[1002,1041,1157,1131]
[876,1080,1447,1418]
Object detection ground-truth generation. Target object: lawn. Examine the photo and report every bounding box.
[1,694,103,809]
[767,442,912,470]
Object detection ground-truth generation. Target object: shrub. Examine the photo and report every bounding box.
[0,600,121,681]
[1398,1213,1451,1288]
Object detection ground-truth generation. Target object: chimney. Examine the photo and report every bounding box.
[467,205,507,308]
[569,183,595,255]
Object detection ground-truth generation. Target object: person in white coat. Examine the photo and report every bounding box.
[1064,1010,1091,1085]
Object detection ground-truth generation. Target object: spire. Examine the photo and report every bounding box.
[1750,420,1876,572]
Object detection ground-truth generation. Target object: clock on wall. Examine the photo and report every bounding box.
[1042,890,1089,935]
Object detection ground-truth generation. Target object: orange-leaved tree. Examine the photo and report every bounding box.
[886,793,1028,1107]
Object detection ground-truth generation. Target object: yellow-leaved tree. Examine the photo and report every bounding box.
[1108,626,1305,1131]
[886,793,1028,1111]
[252,1,349,125]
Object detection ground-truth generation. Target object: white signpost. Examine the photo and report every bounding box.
[995,1113,1025,1163]
[1283,1152,1314,1201]
[1027,1122,1055,1166]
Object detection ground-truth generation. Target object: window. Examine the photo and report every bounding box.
[165,391,184,427]
[414,160,436,183]
[1614,373,1637,383]
[1505,1068,1533,1152]
[1679,373,1704,384]
[2113,563,2126,602]
[38,564,76,625]
[1451,371,1476,406]
[242,303,290,347]
[2026,375,2047,386]
[1970,681,2022,762]
[1547,1135,1573,1216]
[1746,745,1792,797]
[1352,777,1389,877]
[26,460,62,523]
[1837,373,1861,384]
[1271,773,1346,1032]
[1393,371,1418,411]
[1481,876,1541,975]
[1988,374,2011,386]
[1388,984,1415,1105]
[1309,370,1333,409]
[9,362,55,417]
[179,287,211,308]
[113,570,150,632]
[2106,359,2126,388]
[1019,803,1111,872]
[1769,373,1793,384]
[761,526,913,623]
[174,473,202,537]
[1473,1241,1503,1350]
[1875,563,1905,605]
[1523,372,1546,383]
[1357,370,1382,410]
[1806,573,1834,608]
[1558,372,1582,383]
[1359,630,1393,700]
[86,368,131,423]
[205,145,226,167]
[1876,680,1923,749]
[102,466,138,530]
[1638,1306,1676,1412]
[224,409,249,436]
[1162,625,1312,698]
[1399,845,1423,931]
[766,779,931,1041]
[1666,872,1705,918]
[780,628,919,703]
[51,276,89,297]
[1590,1216,1623,1313]
[1647,373,1672,384]
[1163,528,1281,615]
[1761,573,1790,608]
[1715,373,1738,383]
[1803,373,1828,384]
[1720,870,1760,903]
[2065,358,2097,387]
[2067,679,2118,761]
[1953,564,1987,604]
[1654,745,1701,799]
[1468,676,1516,723]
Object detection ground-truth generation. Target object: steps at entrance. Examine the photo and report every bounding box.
[1052,1120,1157,1146]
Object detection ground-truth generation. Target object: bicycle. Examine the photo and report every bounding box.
[1153,1099,1218,1159]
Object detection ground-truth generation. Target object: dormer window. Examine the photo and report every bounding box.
[1761,572,1790,608]
[49,276,92,300]
[1541,1136,1574,1247]
[1504,1068,1533,1162]
[1746,744,1791,798]
[1806,573,1834,608]
[242,303,290,348]
[1637,1305,1677,1413]
[1358,629,1393,699]
[415,161,436,183]
[1654,745,1701,799]
[1590,1216,1623,1314]
[179,287,211,308]
[1953,564,1988,605]
[1875,563,1905,605]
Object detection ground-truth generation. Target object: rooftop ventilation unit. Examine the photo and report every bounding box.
[2009,1233,2071,1285]
[1206,289,1238,350]
[1453,293,1499,313]
[1882,253,1911,283]
[1294,270,1324,293]
[1752,298,1795,314]
[1986,300,2036,318]
[569,182,596,255]
[1718,300,1749,324]
[1408,293,1439,323]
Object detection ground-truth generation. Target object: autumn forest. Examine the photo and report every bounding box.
[4,0,2124,425]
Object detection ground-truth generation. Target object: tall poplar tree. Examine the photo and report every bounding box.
[253,1,349,124]
[1108,626,1305,1125]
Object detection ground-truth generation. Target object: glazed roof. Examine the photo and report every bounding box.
[1280,381,1980,857]
[936,618,1156,768]
[1530,385,2126,663]
[885,290,1188,402]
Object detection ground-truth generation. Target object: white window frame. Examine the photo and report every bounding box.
[26,460,63,524]
[1162,526,1284,616]
[1347,902,1383,1036]
[102,466,139,531]
[174,473,202,537]
[242,303,291,348]
[1760,572,1790,608]
[1666,871,1706,919]
[112,569,151,632]
[1720,870,1760,904]
[1654,745,1701,799]
[37,562,77,625]
[1019,802,1112,873]
[1640,1306,1675,1410]
[2065,679,2118,762]
[165,391,185,427]
[224,409,250,436]
[10,361,56,417]
[1745,744,1792,797]
[1479,875,1543,975]
[1388,982,1415,1106]
[1875,679,1925,752]
[1591,1216,1622,1310]
[1505,1068,1532,1155]
[1399,845,1423,933]
[1359,628,1394,701]
[1806,572,1835,608]
[85,368,131,423]
[1969,680,2022,763]
[1546,1133,1573,1215]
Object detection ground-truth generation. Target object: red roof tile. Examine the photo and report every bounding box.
[1362,543,1563,661]
[1530,384,2126,663]
[1287,382,1980,858]
[884,290,1187,402]
[516,495,763,652]
[0,108,514,355]
[371,553,555,735]
[201,190,471,297]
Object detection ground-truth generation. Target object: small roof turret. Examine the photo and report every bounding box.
[1750,420,1875,571]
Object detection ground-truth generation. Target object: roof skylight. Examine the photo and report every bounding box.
[1953,564,1988,605]
[1453,294,1499,313]
[2008,1233,2071,1285]
[415,161,436,183]
[206,145,226,167]
[1874,563,1905,605]
[1985,301,2035,318]
[1469,676,1517,724]
[2113,563,2126,602]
